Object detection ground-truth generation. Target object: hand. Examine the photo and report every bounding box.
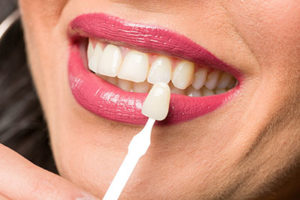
[0,144,99,200]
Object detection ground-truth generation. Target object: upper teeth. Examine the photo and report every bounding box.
[147,56,172,84]
[98,44,122,77]
[87,39,236,96]
[118,50,149,82]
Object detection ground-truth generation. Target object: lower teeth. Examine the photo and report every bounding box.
[99,74,235,97]
[86,39,237,97]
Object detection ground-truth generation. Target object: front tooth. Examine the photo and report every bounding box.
[187,87,202,97]
[97,44,122,77]
[88,42,102,73]
[217,73,232,89]
[133,82,151,93]
[192,68,208,90]
[202,87,215,96]
[118,50,149,83]
[118,79,132,92]
[147,56,172,84]
[205,71,220,90]
[142,83,171,121]
[172,61,194,89]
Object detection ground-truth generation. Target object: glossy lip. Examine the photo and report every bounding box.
[68,13,242,125]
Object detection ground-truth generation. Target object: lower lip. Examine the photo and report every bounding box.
[68,42,239,125]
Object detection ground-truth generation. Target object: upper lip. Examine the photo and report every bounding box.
[70,13,241,80]
[68,13,241,125]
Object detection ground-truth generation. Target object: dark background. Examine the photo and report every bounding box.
[0,0,56,172]
[0,0,18,21]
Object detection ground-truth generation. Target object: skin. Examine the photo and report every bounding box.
[1,0,299,199]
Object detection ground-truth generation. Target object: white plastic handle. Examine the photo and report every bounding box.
[103,118,155,200]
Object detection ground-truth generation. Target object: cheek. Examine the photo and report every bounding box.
[19,0,72,134]
[19,0,68,72]
[19,0,68,26]
[225,0,300,96]
[227,1,300,65]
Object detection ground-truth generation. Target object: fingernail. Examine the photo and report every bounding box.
[76,193,99,200]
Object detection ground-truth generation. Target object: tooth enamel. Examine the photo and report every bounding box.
[171,88,185,95]
[215,88,226,94]
[202,87,215,96]
[192,68,208,90]
[100,75,108,80]
[87,41,95,72]
[147,56,172,84]
[205,71,220,90]
[133,82,151,93]
[88,42,102,73]
[87,39,237,97]
[170,83,185,95]
[118,50,149,83]
[187,87,202,97]
[172,61,195,90]
[217,73,232,89]
[142,83,171,121]
[118,79,132,92]
[106,77,118,85]
[97,44,122,77]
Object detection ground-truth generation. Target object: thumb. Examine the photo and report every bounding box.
[0,144,99,200]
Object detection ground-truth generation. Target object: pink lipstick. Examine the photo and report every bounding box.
[68,13,241,125]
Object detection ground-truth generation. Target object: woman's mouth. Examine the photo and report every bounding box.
[68,13,241,125]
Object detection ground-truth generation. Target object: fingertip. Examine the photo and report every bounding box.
[75,192,100,200]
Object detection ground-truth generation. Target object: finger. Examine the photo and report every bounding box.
[0,194,10,200]
[0,144,99,200]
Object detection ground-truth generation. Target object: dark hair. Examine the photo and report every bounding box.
[0,3,57,172]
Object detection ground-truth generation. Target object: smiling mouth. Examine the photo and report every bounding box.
[87,39,236,96]
[68,13,241,125]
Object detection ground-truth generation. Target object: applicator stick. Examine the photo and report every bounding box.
[103,83,170,200]
[103,118,155,200]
